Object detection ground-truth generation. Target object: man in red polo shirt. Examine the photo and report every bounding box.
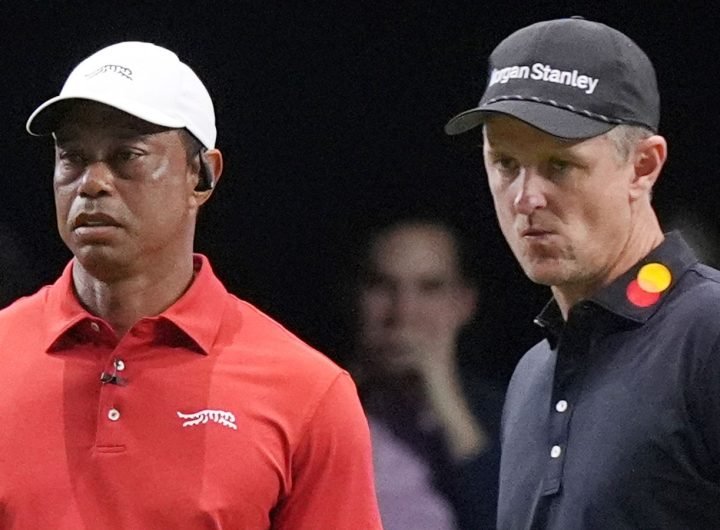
[0,41,382,529]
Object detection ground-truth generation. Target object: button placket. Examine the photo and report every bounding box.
[543,304,599,497]
[543,327,585,495]
[96,347,130,447]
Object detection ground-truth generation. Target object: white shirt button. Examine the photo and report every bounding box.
[108,408,121,421]
[550,445,562,458]
[555,400,568,412]
[114,359,125,372]
[90,322,100,332]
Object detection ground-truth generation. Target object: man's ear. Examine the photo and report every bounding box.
[193,149,224,204]
[630,135,667,200]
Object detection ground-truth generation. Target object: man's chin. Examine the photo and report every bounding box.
[72,246,133,281]
[520,260,571,287]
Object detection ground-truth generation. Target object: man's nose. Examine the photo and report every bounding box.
[513,168,547,214]
[78,161,114,197]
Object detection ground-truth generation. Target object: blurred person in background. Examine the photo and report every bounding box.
[350,216,504,530]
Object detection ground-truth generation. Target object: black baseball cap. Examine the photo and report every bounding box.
[445,17,660,139]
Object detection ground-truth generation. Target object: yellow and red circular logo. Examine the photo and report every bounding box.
[626,263,672,307]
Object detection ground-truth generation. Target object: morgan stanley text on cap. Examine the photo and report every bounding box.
[445,17,660,140]
[26,41,216,149]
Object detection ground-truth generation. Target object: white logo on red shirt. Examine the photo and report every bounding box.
[177,409,238,430]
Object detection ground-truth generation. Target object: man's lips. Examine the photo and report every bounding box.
[73,212,121,229]
[520,227,553,237]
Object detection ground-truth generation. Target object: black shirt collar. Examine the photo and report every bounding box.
[535,231,698,340]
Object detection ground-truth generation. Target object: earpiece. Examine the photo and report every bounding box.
[195,149,214,191]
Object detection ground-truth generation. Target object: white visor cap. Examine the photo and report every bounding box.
[26,41,216,149]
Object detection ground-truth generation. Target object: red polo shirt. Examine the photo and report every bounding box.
[0,255,382,529]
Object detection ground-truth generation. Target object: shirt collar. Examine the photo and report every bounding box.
[44,254,227,355]
[535,231,698,338]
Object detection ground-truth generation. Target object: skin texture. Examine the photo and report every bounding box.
[482,116,667,317]
[53,101,223,337]
[358,222,486,459]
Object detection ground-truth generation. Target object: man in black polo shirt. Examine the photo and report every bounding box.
[445,17,720,529]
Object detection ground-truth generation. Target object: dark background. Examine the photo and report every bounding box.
[2,2,719,380]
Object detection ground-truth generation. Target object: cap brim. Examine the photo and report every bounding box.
[444,100,615,140]
[26,94,185,137]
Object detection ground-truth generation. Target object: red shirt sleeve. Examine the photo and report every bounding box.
[272,372,383,529]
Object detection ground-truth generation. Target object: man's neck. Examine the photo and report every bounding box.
[552,219,665,320]
[72,255,196,338]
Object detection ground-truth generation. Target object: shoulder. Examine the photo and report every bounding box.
[231,296,341,365]
[0,285,50,326]
[673,263,720,302]
[663,263,720,339]
[674,263,720,352]
[0,286,52,358]
[217,295,350,397]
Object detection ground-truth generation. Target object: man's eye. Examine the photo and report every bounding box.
[419,279,445,294]
[59,152,85,165]
[549,159,571,173]
[114,151,141,162]
[493,157,518,173]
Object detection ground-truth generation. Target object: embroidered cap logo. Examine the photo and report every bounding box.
[85,64,133,80]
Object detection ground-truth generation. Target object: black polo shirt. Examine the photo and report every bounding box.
[498,232,720,529]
